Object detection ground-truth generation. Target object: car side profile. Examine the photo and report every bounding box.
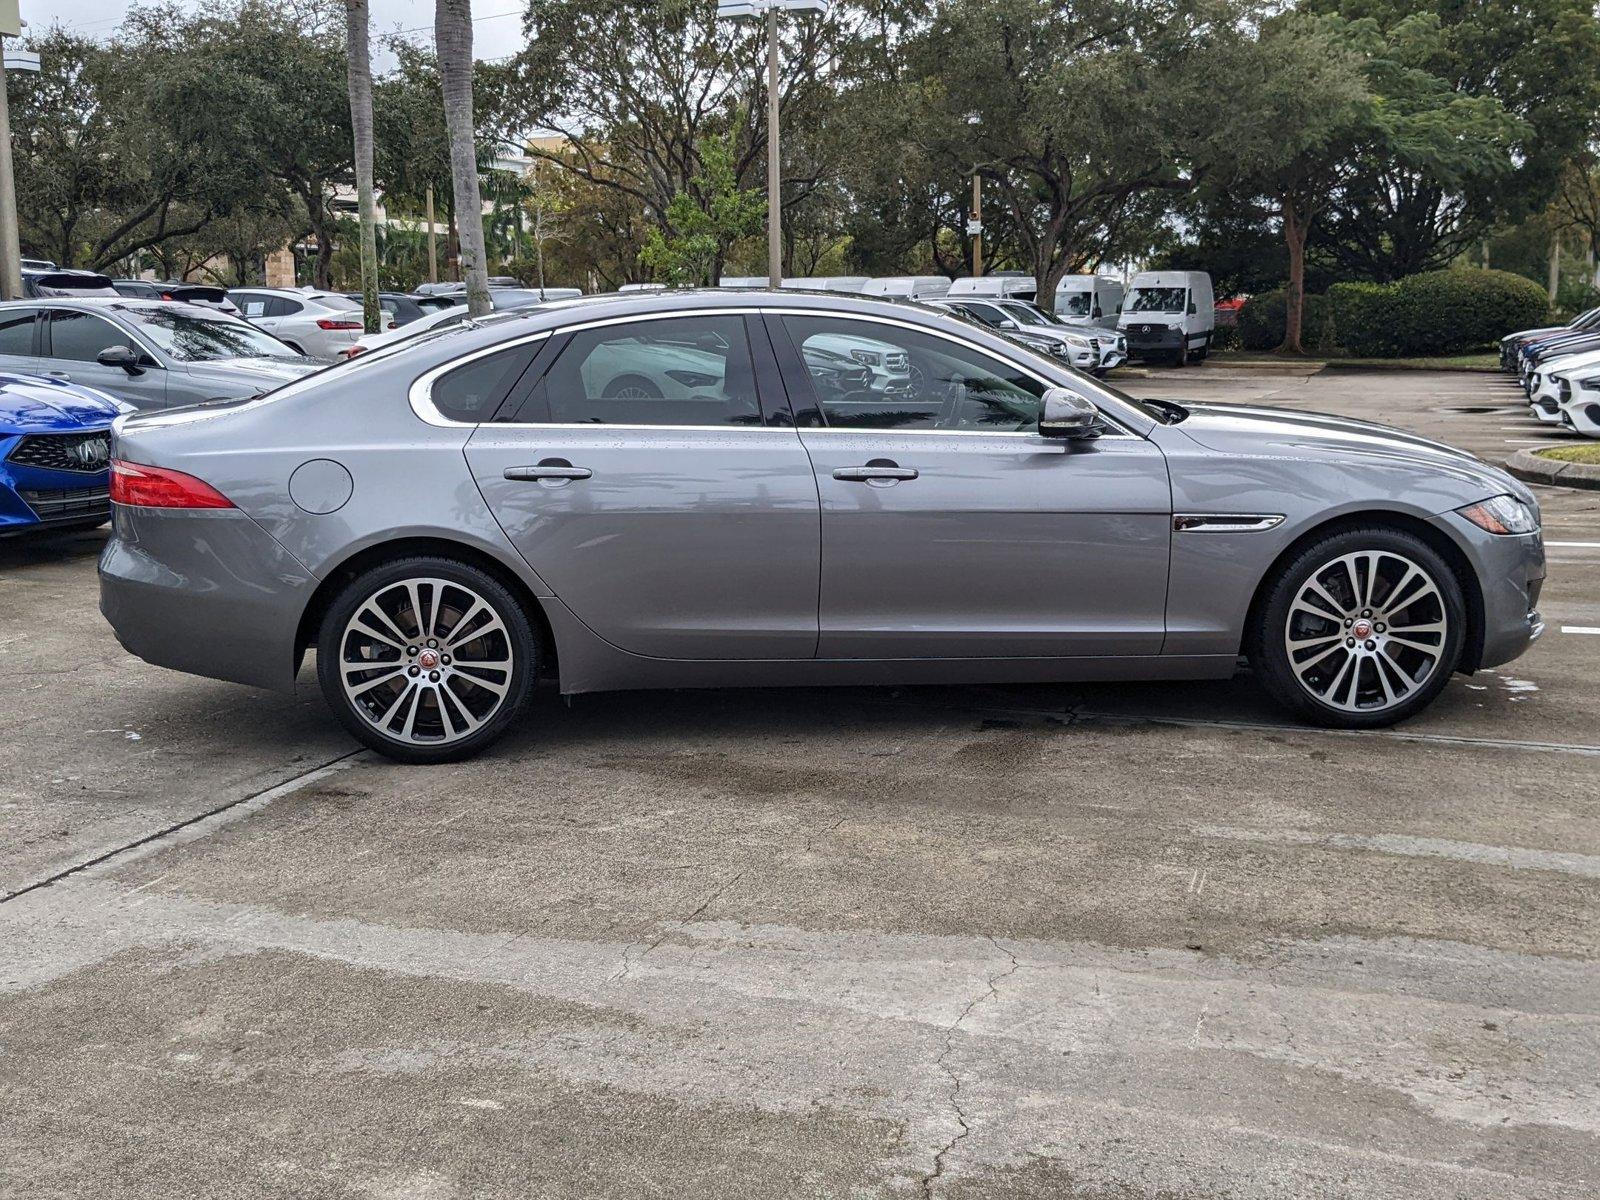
[100,291,1545,764]
[227,287,391,360]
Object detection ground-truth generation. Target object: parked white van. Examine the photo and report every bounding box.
[718,277,770,289]
[946,274,1038,302]
[1118,270,1215,365]
[860,275,952,300]
[782,276,870,293]
[1054,275,1124,329]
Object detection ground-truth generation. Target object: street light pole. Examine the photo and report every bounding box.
[716,0,828,289]
[765,3,781,288]
[970,173,982,278]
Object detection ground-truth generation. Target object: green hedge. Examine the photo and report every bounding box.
[1328,268,1549,357]
[1238,290,1333,351]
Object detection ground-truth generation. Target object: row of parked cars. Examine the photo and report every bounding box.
[1501,306,1600,438]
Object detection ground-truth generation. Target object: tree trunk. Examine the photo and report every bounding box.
[306,188,336,290]
[436,0,491,317]
[1280,195,1307,356]
[345,0,381,334]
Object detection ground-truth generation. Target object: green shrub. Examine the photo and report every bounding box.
[1383,268,1549,356]
[1238,290,1333,351]
[1327,281,1400,357]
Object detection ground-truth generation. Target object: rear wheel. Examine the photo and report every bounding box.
[317,557,536,763]
[1248,528,1466,728]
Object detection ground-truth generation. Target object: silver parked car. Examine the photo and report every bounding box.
[0,299,319,410]
[99,291,1546,763]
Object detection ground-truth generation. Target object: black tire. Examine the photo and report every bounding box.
[317,556,538,764]
[1246,526,1467,729]
[1172,344,1188,367]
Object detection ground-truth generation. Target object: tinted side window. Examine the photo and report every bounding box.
[537,315,760,427]
[430,345,537,423]
[47,311,135,362]
[0,308,37,356]
[265,297,302,317]
[780,316,1047,432]
[233,293,267,318]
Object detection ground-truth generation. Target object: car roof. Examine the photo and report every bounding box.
[0,296,238,319]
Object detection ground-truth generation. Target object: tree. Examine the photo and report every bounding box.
[436,0,490,316]
[1198,15,1370,353]
[900,0,1243,312]
[345,0,380,332]
[638,133,766,285]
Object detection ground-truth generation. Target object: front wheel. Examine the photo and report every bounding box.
[1247,528,1466,728]
[317,557,537,763]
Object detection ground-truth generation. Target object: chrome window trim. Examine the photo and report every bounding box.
[413,304,1144,435]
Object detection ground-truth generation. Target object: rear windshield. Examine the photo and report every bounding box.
[120,306,301,361]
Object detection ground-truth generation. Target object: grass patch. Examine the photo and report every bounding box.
[1536,444,1600,465]
[1209,350,1498,371]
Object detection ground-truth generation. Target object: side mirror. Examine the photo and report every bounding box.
[1187,301,1198,315]
[1092,306,1102,318]
[1038,387,1101,440]
[97,344,143,375]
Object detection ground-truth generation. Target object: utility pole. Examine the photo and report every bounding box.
[970,173,983,277]
[715,1,828,289]
[0,5,29,301]
[765,3,780,288]
[425,183,438,284]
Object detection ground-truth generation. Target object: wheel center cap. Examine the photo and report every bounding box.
[1352,619,1374,640]
[417,649,440,670]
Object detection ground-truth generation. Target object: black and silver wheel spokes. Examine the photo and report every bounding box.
[339,577,514,745]
[1283,550,1447,714]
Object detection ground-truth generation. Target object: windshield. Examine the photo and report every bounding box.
[121,307,300,361]
[1057,292,1092,317]
[1000,302,1052,327]
[1127,286,1187,314]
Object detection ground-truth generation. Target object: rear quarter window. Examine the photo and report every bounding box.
[429,345,538,423]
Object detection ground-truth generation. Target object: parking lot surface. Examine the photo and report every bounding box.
[3,365,1598,1198]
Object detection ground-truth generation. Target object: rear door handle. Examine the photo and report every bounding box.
[44,370,71,380]
[504,460,592,482]
[833,464,918,483]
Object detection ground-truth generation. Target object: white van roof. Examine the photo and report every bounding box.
[1055,274,1119,292]
[860,276,952,298]
[947,276,1035,298]
[718,277,770,289]
[781,276,870,293]
[1129,271,1209,288]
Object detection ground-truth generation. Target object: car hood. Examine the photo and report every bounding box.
[0,372,125,433]
[174,356,321,396]
[1172,401,1534,505]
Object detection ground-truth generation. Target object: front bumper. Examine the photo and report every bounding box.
[1121,324,1184,356]
[99,504,316,691]
[1435,511,1545,671]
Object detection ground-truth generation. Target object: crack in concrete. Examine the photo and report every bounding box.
[920,935,1022,1199]
[609,869,748,985]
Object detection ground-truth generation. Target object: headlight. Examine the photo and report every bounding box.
[1064,336,1091,350]
[1458,494,1539,536]
[850,349,882,367]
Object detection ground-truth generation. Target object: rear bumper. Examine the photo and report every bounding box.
[98,505,315,691]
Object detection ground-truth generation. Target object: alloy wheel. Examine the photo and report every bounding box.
[338,576,515,746]
[1282,550,1449,714]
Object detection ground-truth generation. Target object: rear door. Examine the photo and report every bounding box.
[464,312,821,660]
[0,306,41,376]
[40,309,169,409]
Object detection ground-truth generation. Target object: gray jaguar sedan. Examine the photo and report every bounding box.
[99,290,1545,763]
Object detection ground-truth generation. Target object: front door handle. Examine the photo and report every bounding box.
[504,460,592,482]
[44,370,71,380]
[833,462,918,483]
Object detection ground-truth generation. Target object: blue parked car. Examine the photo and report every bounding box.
[0,372,125,537]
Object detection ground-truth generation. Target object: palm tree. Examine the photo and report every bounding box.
[345,0,380,333]
[435,0,491,317]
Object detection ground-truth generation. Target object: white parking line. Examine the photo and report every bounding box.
[1548,541,1600,549]
[1562,626,1600,635]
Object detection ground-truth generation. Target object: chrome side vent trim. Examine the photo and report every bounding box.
[1173,514,1286,533]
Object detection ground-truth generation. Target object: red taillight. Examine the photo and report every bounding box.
[110,460,235,509]
[160,292,174,300]
[316,317,362,331]
[340,345,365,359]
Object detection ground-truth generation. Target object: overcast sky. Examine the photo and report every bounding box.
[17,0,525,63]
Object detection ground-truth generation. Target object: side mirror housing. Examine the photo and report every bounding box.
[97,344,143,374]
[1038,387,1101,440]
[1187,301,1198,315]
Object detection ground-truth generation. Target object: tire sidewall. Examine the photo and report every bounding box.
[1254,528,1467,728]
[317,556,537,763]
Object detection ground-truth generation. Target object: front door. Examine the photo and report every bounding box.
[41,309,169,409]
[770,312,1171,659]
[466,312,821,660]
[0,306,40,376]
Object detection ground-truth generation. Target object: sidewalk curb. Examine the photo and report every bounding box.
[1506,448,1600,492]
